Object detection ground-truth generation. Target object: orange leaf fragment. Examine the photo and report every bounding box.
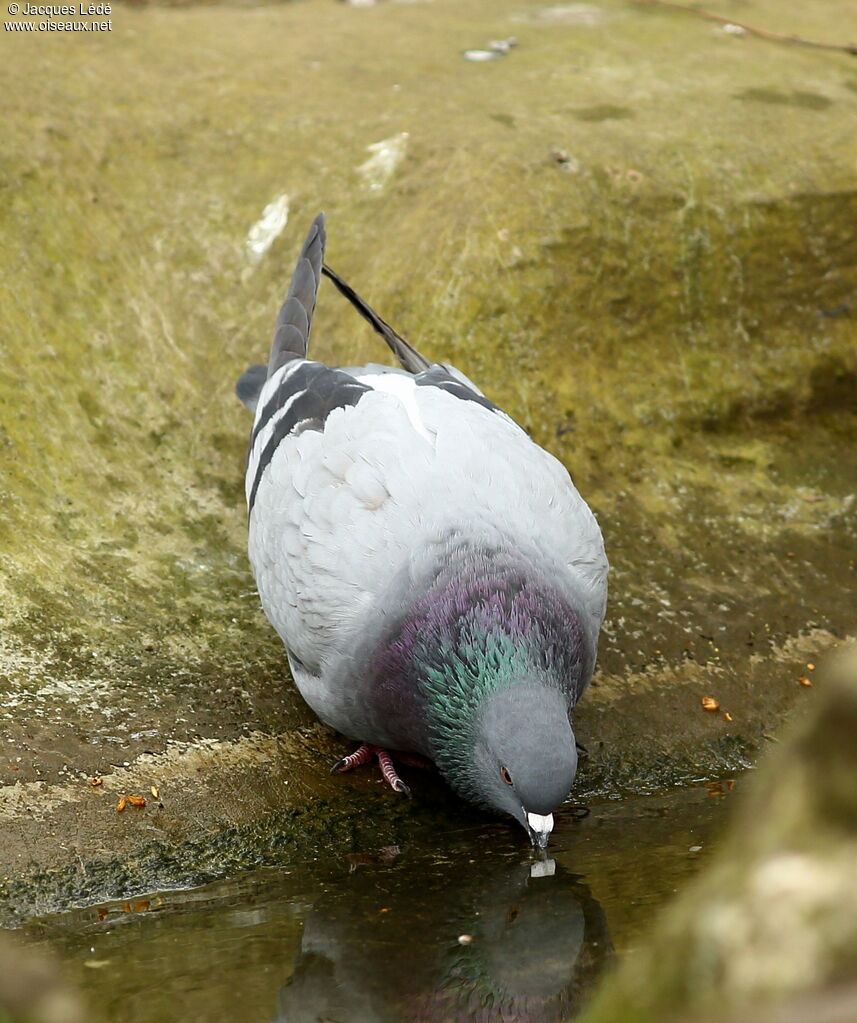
[701,696,720,711]
[116,796,128,813]
[723,712,733,722]
[127,795,146,808]
[798,676,813,687]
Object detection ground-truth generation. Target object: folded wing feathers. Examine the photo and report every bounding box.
[247,364,372,513]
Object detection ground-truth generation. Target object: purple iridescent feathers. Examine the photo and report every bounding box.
[367,548,591,801]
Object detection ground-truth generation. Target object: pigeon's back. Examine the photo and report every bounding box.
[248,374,606,667]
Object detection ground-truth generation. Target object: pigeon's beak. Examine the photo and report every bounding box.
[526,811,554,850]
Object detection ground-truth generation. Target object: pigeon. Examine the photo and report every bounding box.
[235,214,608,849]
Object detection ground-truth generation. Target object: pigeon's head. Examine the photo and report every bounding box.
[413,564,590,849]
[468,682,578,850]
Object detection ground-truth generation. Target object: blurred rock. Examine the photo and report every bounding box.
[0,930,91,1023]
[580,643,857,1022]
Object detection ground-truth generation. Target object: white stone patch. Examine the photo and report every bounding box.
[517,4,604,26]
[358,132,409,192]
[464,37,517,61]
[487,37,517,54]
[246,193,290,263]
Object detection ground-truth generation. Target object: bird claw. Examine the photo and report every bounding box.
[331,743,413,795]
[330,743,374,775]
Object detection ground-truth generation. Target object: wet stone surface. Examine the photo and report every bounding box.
[21,783,731,1023]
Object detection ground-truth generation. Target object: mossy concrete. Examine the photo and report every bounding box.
[1,0,855,919]
[580,642,857,1023]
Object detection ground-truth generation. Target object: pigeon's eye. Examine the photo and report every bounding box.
[501,767,513,786]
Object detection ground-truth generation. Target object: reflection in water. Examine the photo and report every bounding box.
[26,784,727,1023]
[275,854,612,1022]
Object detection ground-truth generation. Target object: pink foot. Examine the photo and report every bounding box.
[331,743,414,796]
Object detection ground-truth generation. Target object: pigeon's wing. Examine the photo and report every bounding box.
[247,373,430,678]
[241,224,606,692]
[248,370,607,681]
[245,361,371,516]
[387,378,608,639]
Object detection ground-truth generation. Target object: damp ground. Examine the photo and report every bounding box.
[21,781,734,1023]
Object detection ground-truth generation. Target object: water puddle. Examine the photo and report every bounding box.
[22,781,736,1021]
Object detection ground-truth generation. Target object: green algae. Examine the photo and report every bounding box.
[1,0,854,685]
[0,791,422,928]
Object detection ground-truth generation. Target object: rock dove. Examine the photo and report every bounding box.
[235,214,608,849]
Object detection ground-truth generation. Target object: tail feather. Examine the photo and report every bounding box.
[321,263,431,375]
[267,213,326,377]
